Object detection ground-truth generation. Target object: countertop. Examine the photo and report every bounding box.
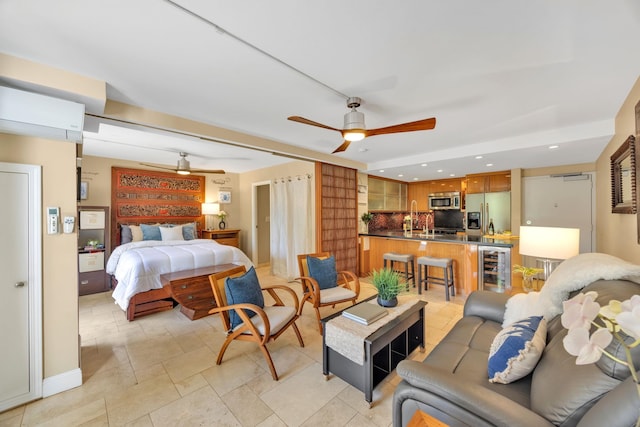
[359,230,516,247]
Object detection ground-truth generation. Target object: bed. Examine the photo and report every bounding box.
[108,166,253,320]
[107,238,253,320]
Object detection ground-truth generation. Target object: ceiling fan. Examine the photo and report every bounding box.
[288,97,436,153]
[140,152,225,175]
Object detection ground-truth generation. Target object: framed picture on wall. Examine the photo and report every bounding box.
[218,191,231,204]
[80,181,88,200]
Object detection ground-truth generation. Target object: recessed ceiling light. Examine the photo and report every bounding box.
[379,169,384,173]
[449,173,455,177]
[421,163,427,167]
[549,145,559,149]
[398,174,404,177]
[475,155,483,159]
[413,177,419,181]
[437,169,443,173]
[486,163,493,167]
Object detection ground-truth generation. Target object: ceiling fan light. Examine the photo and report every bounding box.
[177,170,191,175]
[177,156,191,174]
[344,130,366,141]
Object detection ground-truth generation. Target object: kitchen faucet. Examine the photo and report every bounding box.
[410,199,418,237]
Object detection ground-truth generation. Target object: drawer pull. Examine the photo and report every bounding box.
[81,280,89,285]
[181,285,188,289]
[187,295,193,300]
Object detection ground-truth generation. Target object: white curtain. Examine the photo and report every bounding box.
[270,175,314,280]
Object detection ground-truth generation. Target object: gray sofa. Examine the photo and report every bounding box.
[393,279,640,427]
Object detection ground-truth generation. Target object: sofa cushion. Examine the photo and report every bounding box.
[488,316,546,384]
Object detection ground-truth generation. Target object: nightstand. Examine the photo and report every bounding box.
[201,229,240,248]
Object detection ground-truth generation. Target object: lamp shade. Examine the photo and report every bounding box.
[519,226,580,260]
[201,202,220,215]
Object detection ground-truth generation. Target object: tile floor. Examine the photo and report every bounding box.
[0,266,464,427]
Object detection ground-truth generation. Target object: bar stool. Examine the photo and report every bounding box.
[417,256,455,301]
[383,252,415,289]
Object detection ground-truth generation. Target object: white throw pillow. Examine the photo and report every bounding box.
[130,225,143,242]
[160,225,184,241]
[488,316,547,384]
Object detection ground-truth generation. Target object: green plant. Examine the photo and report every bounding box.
[512,264,543,278]
[370,268,405,300]
[361,212,373,225]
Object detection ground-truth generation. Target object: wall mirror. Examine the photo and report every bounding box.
[610,134,636,214]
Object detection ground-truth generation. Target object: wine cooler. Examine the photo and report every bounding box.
[478,246,511,293]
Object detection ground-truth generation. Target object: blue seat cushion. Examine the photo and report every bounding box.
[224,267,265,329]
[307,255,338,290]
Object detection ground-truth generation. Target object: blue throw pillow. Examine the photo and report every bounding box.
[488,316,547,384]
[120,224,133,244]
[307,255,337,290]
[140,224,162,241]
[224,267,264,329]
[182,222,196,240]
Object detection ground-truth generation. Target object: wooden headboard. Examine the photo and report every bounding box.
[111,167,205,247]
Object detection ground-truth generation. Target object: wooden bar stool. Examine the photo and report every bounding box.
[417,256,455,300]
[383,252,415,289]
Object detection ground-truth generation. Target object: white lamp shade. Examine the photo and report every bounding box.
[202,202,220,215]
[519,226,580,260]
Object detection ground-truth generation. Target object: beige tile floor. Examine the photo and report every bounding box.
[0,266,464,427]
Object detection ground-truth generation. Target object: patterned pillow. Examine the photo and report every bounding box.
[140,224,162,241]
[488,316,547,384]
[306,255,338,290]
[224,267,265,329]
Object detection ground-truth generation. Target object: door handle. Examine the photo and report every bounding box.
[15,281,25,287]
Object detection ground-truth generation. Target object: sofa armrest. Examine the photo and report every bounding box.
[463,290,509,323]
[396,360,554,427]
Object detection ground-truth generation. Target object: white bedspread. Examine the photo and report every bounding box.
[107,239,253,310]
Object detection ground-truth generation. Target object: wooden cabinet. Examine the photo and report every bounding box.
[465,171,511,194]
[201,229,240,248]
[368,177,407,211]
[78,206,110,296]
[429,178,462,193]
[408,178,464,211]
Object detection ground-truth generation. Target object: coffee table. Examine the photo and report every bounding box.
[321,296,427,406]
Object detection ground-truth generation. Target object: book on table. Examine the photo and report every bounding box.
[342,302,388,325]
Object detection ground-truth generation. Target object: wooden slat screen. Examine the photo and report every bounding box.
[315,162,358,273]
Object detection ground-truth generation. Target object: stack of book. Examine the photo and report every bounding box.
[342,303,388,325]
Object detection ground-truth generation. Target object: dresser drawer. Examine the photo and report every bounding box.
[215,237,239,247]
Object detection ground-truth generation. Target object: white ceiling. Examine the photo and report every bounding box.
[1,0,639,181]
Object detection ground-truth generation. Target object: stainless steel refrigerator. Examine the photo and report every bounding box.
[465,192,511,235]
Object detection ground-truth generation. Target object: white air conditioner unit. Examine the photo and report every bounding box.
[0,86,85,143]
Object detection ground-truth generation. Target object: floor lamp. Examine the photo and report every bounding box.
[202,202,220,231]
[519,226,580,280]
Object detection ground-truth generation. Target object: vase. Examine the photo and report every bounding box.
[218,220,226,230]
[522,276,535,293]
[377,296,398,307]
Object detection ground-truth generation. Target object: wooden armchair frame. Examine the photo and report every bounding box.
[296,252,361,334]
[208,265,304,380]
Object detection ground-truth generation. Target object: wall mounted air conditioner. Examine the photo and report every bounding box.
[0,86,85,143]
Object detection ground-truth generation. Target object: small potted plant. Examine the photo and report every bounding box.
[370,268,405,307]
[513,264,543,292]
[218,210,227,230]
[361,212,373,233]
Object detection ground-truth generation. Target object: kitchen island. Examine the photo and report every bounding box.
[359,231,521,297]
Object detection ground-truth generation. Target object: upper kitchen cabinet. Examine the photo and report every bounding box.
[407,181,430,210]
[368,176,407,211]
[430,178,463,193]
[465,171,511,194]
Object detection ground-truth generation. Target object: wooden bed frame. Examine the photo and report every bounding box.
[110,166,208,321]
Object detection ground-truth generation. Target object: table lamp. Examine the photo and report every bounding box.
[201,202,220,231]
[519,226,580,279]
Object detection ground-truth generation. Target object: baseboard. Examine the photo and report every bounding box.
[42,368,82,398]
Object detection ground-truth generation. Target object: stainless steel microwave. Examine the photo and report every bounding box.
[428,192,461,210]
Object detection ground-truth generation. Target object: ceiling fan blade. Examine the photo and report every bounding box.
[139,163,177,172]
[191,169,226,174]
[288,116,341,132]
[365,117,436,138]
[332,140,351,154]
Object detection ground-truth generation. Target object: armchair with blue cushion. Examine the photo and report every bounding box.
[296,252,360,334]
[208,265,304,380]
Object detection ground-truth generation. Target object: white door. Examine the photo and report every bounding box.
[0,162,42,411]
[522,173,594,254]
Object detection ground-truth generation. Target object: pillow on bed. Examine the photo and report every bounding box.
[182,222,197,240]
[130,225,143,242]
[120,225,133,244]
[140,224,162,241]
[160,225,184,241]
